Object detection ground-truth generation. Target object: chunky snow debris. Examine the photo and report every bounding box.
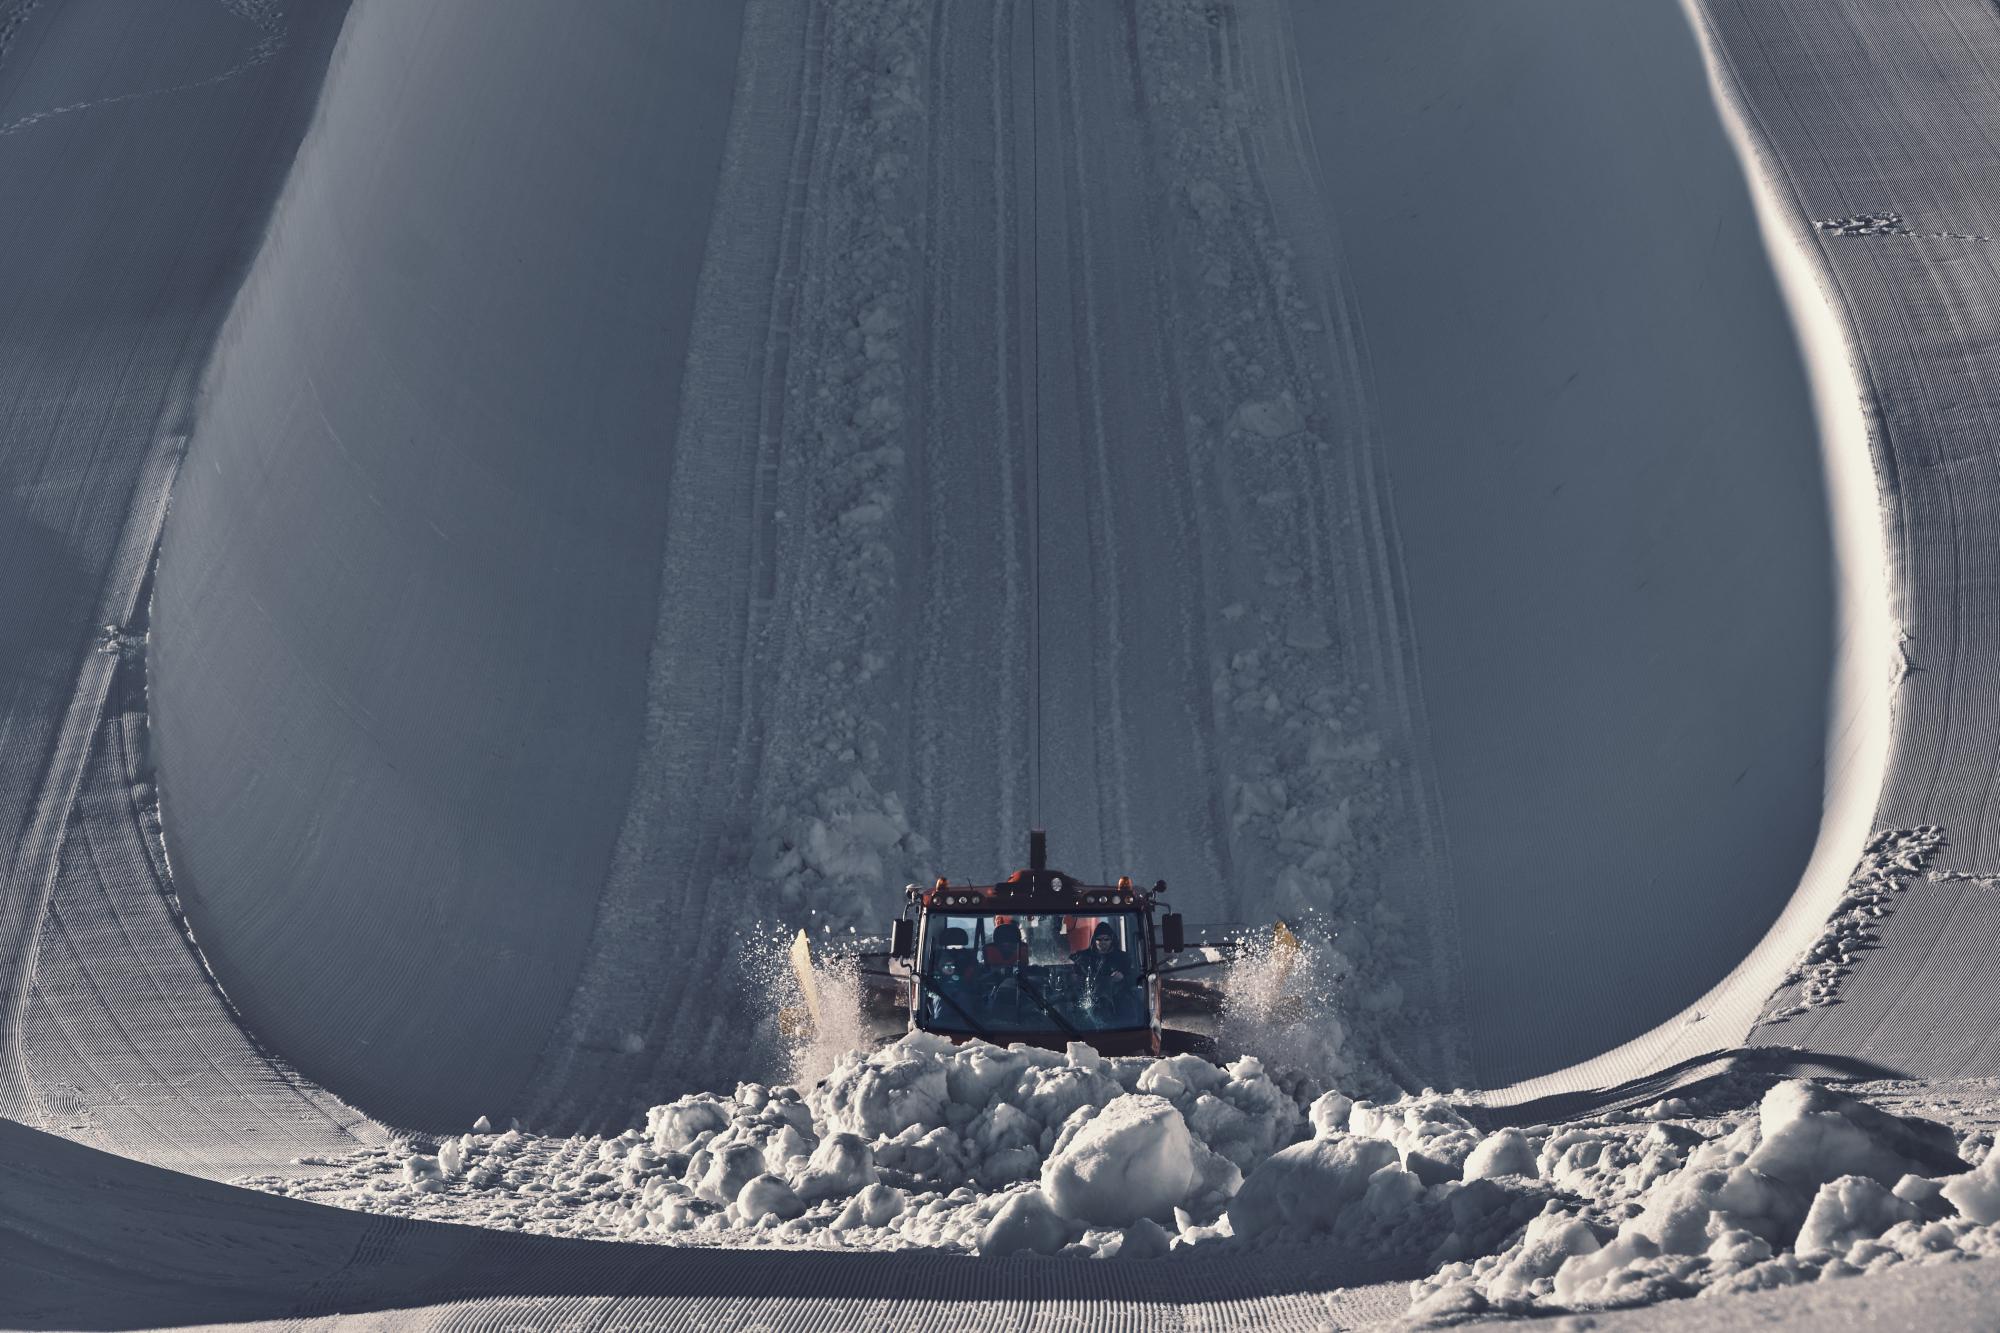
[1408,1079,1992,1322]
[249,1036,1521,1265]
[744,0,934,938]
[247,1046,2000,1322]
[977,1189,1068,1258]
[1463,1128,1537,1182]
[1941,1145,2000,1225]
[1768,827,1945,1021]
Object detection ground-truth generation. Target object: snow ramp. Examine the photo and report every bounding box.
[148,0,1868,1137]
[11,0,2000,1327]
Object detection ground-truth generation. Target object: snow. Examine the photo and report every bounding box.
[12,0,2000,1328]
[250,1035,1454,1262]
[1226,1135,1400,1241]
[1796,1177,1920,1256]
[1041,1094,1196,1226]
[978,1189,1068,1258]
[1291,0,1884,1092]
[1464,1128,1538,1182]
[1940,1146,2000,1225]
[1408,1078,2000,1321]
[1765,829,1947,1021]
[1745,1080,1962,1191]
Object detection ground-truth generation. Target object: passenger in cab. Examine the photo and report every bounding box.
[984,920,1028,970]
[927,927,979,1026]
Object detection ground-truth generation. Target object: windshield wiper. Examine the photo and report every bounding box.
[1011,973,1086,1042]
[918,970,998,1043]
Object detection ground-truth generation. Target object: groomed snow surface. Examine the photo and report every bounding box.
[245,1034,2000,1325]
[14,0,2000,1327]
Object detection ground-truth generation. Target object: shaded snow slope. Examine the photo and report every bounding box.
[0,0,365,1175]
[1288,2,1859,1087]
[151,0,746,1127]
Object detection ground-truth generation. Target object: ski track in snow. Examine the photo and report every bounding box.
[533,0,1463,1123]
[0,0,284,138]
[1127,0,1465,1082]
[0,0,42,72]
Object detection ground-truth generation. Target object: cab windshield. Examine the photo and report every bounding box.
[920,911,1147,1035]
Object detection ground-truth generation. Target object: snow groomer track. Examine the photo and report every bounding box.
[13,0,2000,1327]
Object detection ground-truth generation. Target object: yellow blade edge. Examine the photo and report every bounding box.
[1270,919,1300,1013]
[788,927,824,1031]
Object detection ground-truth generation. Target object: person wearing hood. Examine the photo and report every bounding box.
[1071,920,1140,1022]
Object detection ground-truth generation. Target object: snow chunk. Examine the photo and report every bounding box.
[649,1094,731,1154]
[690,1142,767,1206]
[1308,1090,1354,1137]
[979,1188,1069,1257]
[1227,1135,1399,1240]
[1942,1142,2000,1224]
[794,1131,876,1202]
[1041,1095,1196,1226]
[732,1173,805,1225]
[1796,1176,1919,1255]
[1464,1128,1538,1181]
[832,1182,905,1231]
[1231,391,1305,439]
[818,1034,951,1138]
[1748,1080,1960,1192]
[1351,1093,1480,1184]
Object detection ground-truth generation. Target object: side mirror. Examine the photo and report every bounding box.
[890,919,914,959]
[1162,912,1185,954]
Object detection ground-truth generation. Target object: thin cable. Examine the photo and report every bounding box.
[1027,0,1042,829]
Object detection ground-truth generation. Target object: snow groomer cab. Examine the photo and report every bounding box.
[885,830,1191,1057]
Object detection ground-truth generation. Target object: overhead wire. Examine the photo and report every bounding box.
[1027,0,1042,829]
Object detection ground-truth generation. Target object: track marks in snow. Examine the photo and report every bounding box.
[1045,0,1138,866]
[1925,869,2000,889]
[0,0,284,137]
[746,0,932,931]
[0,1,42,71]
[547,0,1462,1108]
[1767,828,1948,1022]
[533,0,939,1120]
[907,0,1030,871]
[23,562,381,1176]
[1815,211,1996,244]
[1129,0,1464,1079]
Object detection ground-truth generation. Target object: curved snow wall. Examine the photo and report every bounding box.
[151,0,745,1126]
[1291,2,1862,1085]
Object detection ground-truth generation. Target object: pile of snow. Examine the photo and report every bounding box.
[1409,1080,1989,1322]
[251,1035,1536,1266]
[253,1040,2000,1324]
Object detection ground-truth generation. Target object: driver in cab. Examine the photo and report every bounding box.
[1071,921,1135,992]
